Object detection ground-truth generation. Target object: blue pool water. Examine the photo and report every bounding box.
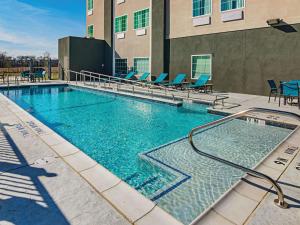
[1,85,293,224]
[0,85,221,195]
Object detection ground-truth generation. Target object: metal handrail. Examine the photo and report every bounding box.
[69,69,155,94]
[71,70,180,100]
[79,70,236,108]
[188,107,300,209]
[80,70,179,96]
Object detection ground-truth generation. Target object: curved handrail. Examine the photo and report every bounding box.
[188,107,300,209]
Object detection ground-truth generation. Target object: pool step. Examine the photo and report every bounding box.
[124,172,139,182]
[124,172,170,197]
[135,176,159,190]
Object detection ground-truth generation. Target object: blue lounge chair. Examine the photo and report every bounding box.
[148,73,168,85]
[138,72,150,82]
[124,71,136,80]
[112,71,135,82]
[162,73,187,88]
[279,81,300,108]
[188,74,211,92]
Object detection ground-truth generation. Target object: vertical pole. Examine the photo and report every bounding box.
[48,58,52,80]
[112,0,115,77]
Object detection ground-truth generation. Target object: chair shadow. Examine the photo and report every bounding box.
[0,123,70,225]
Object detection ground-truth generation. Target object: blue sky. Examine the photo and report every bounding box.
[0,0,85,58]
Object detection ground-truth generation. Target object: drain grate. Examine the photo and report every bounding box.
[33,156,56,167]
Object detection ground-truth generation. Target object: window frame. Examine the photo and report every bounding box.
[133,8,150,30]
[115,58,128,75]
[87,24,94,38]
[88,0,94,11]
[191,54,212,80]
[133,57,150,74]
[115,14,128,33]
[220,0,245,12]
[192,0,212,18]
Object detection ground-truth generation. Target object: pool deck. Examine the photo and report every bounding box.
[0,80,300,225]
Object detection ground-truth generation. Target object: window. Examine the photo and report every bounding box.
[191,55,212,79]
[134,9,150,30]
[134,58,149,74]
[115,58,128,75]
[88,0,93,11]
[193,0,212,17]
[221,0,244,11]
[88,25,94,38]
[115,15,128,33]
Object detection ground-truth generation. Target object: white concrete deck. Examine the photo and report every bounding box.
[0,81,300,225]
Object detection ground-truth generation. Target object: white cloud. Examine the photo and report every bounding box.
[0,0,84,57]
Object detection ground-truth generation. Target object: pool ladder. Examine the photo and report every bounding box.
[188,107,300,209]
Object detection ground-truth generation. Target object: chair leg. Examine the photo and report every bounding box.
[279,95,281,107]
[268,91,271,103]
[274,93,277,101]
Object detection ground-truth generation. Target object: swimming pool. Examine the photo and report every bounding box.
[1,85,294,224]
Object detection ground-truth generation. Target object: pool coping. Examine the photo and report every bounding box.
[1,84,300,225]
[0,92,183,225]
[68,82,184,107]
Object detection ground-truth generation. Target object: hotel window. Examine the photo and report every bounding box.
[193,0,212,17]
[87,25,94,38]
[134,58,149,74]
[134,9,150,30]
[88,0,93,11]
[221,0,244,11]
[191,55,212,80]
[115,58,128,75]
[115,15,128,33]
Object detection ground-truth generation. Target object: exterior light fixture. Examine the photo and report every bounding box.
[267,18,282,26]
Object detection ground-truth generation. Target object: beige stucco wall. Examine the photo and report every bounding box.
[167,0,300,39]
[86,0,105,39]
[114,0,151,71]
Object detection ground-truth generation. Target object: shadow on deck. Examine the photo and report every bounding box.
[0,123,70,225]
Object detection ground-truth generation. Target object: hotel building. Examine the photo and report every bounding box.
[59,0,300,95]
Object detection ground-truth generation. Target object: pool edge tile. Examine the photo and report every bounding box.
[80,164,121,193]
[102,181,156,223]
[135,206,183,225]
[193,210,235,225]
[213,190,258,225]
[63,151,98,172]
[51,141,80,157]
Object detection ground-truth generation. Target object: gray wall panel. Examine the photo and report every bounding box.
[168,24,300,95]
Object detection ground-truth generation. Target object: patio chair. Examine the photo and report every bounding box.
[0,72,5,83]
[279,81,300,109]
[162,73,187,88]
[147,73,168,85]
[34,70,46,82]
[267,80,279,103]
[21,71,30,78]
[124,71,136,80]
[187,74,212,92]
[111,71,136,83]
[138,72,150,82]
